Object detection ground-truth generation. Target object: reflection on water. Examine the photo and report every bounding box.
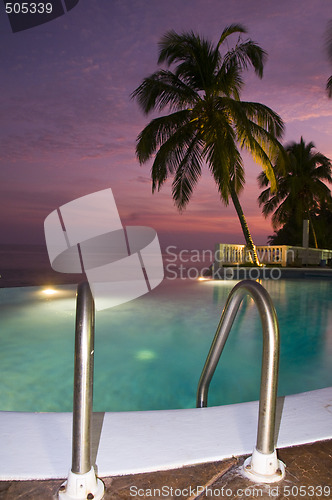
[207,278,332,402]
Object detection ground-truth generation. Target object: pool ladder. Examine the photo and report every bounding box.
[58,279,285,499]
[196,279,285,482]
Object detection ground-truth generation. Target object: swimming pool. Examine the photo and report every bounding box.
[1,278,332,412]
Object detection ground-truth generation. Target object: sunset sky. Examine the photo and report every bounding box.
[1,0,332,252]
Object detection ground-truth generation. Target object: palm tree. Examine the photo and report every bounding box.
[132,25,284,266]
[325,20,332,97]
[258,137,332,248]
[267,202,332,249]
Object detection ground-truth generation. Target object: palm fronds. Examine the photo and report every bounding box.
[132,27,285,264]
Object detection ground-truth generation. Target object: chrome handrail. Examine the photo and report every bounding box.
[58,281,104,500]
[72,280,95,474]
[196,279,280,460]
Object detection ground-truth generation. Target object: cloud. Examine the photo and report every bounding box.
[135,176,151,184]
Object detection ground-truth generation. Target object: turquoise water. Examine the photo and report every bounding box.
[0,278,331,412]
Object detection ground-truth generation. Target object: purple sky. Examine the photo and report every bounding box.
[1,0,332,251]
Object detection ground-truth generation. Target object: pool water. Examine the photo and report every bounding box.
[0,278,332,412]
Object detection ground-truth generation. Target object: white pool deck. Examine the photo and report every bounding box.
[0,387,331,480]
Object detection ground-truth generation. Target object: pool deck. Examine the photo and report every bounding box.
[1,387,332,498]
[1,440,331,499]
[1,388,332,480]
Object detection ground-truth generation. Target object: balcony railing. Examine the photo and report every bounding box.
[214,243,332,268]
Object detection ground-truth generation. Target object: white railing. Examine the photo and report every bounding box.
[214,244,332,268]
[214,244,246,265]
[257,246,291,267]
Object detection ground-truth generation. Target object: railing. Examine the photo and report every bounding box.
[215,243,246,265]
[196,280,285,482]
[257,245,332,267]
[58,282,104,500]
[256,245,288,266]
[214,243,332,268]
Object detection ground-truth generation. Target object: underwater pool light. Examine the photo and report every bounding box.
[135,349,156,361]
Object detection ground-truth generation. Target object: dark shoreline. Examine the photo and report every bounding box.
[0,269,82,288]
[0,244,81,288]
[2,244,332,288]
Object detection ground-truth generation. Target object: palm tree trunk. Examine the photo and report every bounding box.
[307,214,318,249]
[230,184,260,266]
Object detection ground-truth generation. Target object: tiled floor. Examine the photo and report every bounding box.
[1,440,331,500]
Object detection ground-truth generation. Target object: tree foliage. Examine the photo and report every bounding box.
[132,26,284,264]
[133,27,284,207]
[259,137,332,248]
[326,20,332,97]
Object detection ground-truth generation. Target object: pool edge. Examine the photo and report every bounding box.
[0,387,331,480]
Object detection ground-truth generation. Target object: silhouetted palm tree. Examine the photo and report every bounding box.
[258,137,332,248]
[132,25,284,265]
[326,20,332,97]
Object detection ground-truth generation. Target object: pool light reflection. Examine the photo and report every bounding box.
[42,288,58,296]
[37,286,76,303]
[200,279,241,285]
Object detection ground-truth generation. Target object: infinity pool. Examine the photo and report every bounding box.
[1,278,332,412]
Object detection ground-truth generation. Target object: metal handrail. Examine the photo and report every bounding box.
[196,279,280,457]
[72,280,95,474]
[58,281,104,499]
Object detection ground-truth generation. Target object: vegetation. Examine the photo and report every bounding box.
[326,20,332,97]
[258,137,332,248]
[132,25,284,265]
[267,208,332,249]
